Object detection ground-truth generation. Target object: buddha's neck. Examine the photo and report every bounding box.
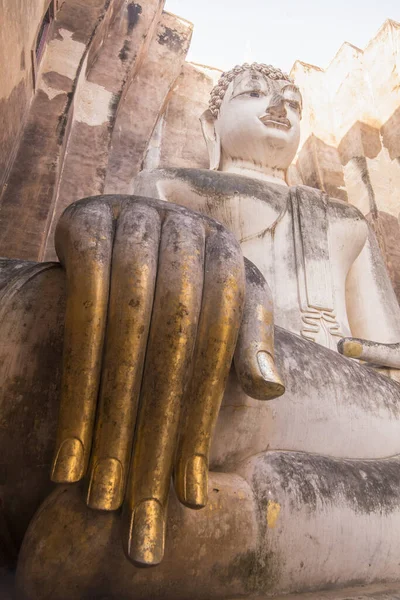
[220,157,288,186]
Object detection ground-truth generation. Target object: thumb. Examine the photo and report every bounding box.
[338,336,400,369]
[234,258,285,400]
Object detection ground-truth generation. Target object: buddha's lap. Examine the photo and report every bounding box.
[16,449,400,599]
[2,260,400,559]
[211,326,400,469]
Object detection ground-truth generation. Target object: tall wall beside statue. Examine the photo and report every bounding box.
[1,2,400,300]
[291,20,400,302]
[0,0,206,262]
[0,0,50,190]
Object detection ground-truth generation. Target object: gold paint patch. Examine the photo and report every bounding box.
[343,340,363,358]
[266,501,280,528]
[256,304,272,325]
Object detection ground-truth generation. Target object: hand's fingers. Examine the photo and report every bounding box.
[234,258,285,400]
[122,211,205,567]
[86,204,161,511]
[338,337,400,369]
[174,226,245,510]
[51,200,114,483]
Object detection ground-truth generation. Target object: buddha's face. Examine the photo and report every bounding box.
[216,71,302,170]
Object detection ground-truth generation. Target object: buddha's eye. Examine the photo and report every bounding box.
[234,90,265,99]
[286,99,300,111]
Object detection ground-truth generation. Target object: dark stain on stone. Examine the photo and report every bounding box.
[20,50,25,71]
[96,166,107,182]
[119,39,131,61]
[67,0,112,44]
[0,79,29,188]
[43,71,73,93]
[244,257,266,287]
[327,192,364,220]
[57,90,73,144]
[0,85,71,259]
[109,91,121,116]
[107,91,122,134]
[275,325,400,417]
[367,210,400,304]
[338,120,382,165]
[350,155,377,215]
[127,3,141,34]
[297,134,348,202]
[157,26,184,53]
[381,105,400,160]
[159,167,290,215]
[253,440,400,516]
[214,549,277,594]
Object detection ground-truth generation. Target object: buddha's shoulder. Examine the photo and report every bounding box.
[133,168,290,205]
[134,170,366,225]
[293,184,366,223]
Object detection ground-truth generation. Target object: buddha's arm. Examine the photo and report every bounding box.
[340,223,400,367]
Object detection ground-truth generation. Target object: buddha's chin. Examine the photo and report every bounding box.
[261,126,292,143]
[260,130,299,159]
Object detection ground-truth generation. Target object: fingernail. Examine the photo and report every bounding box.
[257,351,285,398]
[183,455,208,508]
[124,499,165,567]
[86,458,123,510]
[51,437,85,482]
[338,339,363,358]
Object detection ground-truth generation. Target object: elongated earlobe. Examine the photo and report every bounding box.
[200,109,221,171]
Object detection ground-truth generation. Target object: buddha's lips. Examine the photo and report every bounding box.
[259,114,291,129]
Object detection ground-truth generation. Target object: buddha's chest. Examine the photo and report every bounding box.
[157,174,368,347]
[239,191,368,347]
[173,183,366,298]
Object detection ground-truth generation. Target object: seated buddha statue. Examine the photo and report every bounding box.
[2,62,400,599]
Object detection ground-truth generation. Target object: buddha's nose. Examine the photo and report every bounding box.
[266,93,287,117]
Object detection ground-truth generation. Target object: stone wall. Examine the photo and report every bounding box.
[0,0,196,261]
[142,62,221,173]
[0,0,132,260]
[290,20,400,299]
[0,0,49,188]
[1,1,400,301]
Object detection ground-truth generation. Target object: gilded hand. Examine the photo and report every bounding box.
[50,195,284,567]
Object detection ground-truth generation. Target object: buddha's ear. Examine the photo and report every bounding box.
[200,109,221,171]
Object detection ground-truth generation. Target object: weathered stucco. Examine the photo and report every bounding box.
[290,20,400,300]
[0,0,120,261]
[143,62,221,172]
[103,11,193,195]
[0,0,49,187]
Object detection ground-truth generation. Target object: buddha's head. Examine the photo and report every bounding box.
[201,63,302,180]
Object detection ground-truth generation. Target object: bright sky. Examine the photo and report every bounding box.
[164,0,400,73]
